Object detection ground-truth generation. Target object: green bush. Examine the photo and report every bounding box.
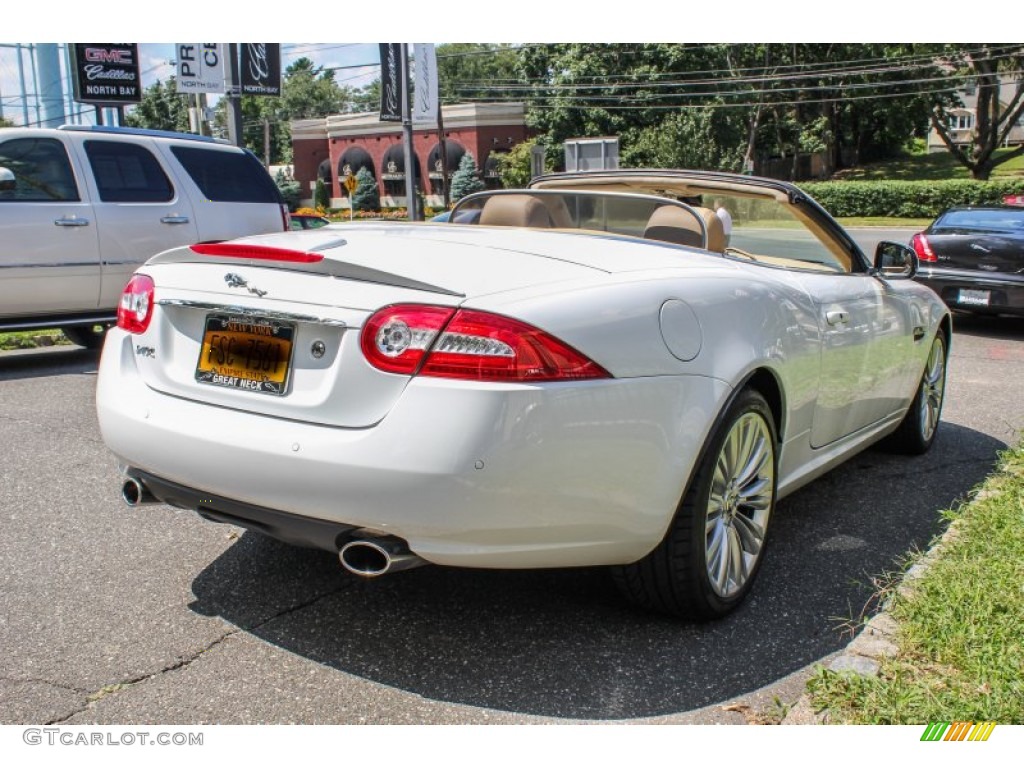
[274,169,301,212]
[800,179,1024,219]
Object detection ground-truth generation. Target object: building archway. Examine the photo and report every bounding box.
[427,139,466,197]
[381,144,422,197]
[337,146,376,183]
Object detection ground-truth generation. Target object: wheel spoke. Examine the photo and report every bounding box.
[732,512,765,554]
[726,526,747,590]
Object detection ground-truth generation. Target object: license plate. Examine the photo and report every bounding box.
[195,314,294,395]
[957,289,990,307]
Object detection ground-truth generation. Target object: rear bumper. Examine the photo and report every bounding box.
[97,328,729,569]
[129,469,358,552]
[916,268,1024,316]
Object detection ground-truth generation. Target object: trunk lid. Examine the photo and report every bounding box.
[131,224,638,428]
[927,209,1024,274]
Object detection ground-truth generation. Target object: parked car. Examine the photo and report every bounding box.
[290,213,331,230]
[0,125,288,347]
[911,205,1024,317]
[430,208,481,224]
[96,169,949,619]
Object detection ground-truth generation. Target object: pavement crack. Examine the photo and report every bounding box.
[43,585,350,724]
[246,584,353,633]
[46,629,240,725]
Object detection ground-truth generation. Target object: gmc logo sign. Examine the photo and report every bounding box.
[84,48,133,64]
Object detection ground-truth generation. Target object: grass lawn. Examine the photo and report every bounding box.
[835,148,1024,181]
[807,443,1024,724]
[0,330,70,351]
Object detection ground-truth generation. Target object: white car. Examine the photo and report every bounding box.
[0,125,288,347]
[96,170,950,619]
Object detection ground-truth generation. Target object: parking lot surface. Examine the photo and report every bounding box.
[1,312,1022,724]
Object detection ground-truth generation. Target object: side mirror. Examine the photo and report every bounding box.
[874,241,918,280]
[0,166,15,193]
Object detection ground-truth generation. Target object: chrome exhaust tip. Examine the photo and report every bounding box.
[121,477,158,507]
[339,538,425,578]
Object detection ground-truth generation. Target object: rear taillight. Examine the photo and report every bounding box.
[911,233,937,263]
[360,305,457,375]
[189,243,323,263]
[361,304,610,382]
[117,274,155,334]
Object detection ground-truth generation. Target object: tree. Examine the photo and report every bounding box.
[124,77,190,133]
[275,168,301,211]
[214,57,358,165]
[926,44,1024,180]
[436,44,521,102]
[450,153,485,201]
[515,44,935,179]
[623,108,746,171]
[0,117,13,128]
[314,178,330,212]
[498,139,549,188]
[351,80,380,113]
[350,166,379,212]
[280,57,355,119]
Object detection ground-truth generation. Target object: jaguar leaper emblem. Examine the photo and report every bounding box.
[224,272,267,298]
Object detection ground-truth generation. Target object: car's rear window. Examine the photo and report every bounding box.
[170,146,283,204]
[935,209,1024,232]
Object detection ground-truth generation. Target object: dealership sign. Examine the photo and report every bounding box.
[240,44,281,97]
[176,44,226,94]
[378,43,404,123]
[70,44,142,105]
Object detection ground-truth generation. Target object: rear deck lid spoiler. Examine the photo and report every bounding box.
[146,240,465,298]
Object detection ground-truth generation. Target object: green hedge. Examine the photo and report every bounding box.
[800,179,1024,218]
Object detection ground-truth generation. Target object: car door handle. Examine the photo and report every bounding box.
[160,215,191,225]
[54,216,90,227]
[825,310,849,326]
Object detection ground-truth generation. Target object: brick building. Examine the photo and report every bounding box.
[291,102,529,209]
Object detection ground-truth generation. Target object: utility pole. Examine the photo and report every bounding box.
[438,105,449,210]
[263,118,270,167]
[400,45,418,221]
[226,43,244,147]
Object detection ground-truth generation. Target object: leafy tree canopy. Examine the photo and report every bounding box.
[124,77,191,133]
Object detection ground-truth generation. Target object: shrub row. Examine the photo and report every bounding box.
[799,179,1024,218]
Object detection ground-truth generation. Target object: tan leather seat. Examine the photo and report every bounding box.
[539,195,574,228]
[643,205,704,248]
[694,207,726,252]
[643,205,725,252]
[479,194,555,228]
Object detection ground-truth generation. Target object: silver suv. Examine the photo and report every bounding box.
[0,125,288,348]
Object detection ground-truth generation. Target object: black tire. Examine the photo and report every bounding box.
[62,324,109,350]
[614,388,778,620]
[879,333,947,455]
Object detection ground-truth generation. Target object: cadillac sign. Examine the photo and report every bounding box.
[70,44,142,105]
[241,44,281,97]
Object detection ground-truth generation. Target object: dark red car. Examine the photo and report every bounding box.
[912,206,1024,317]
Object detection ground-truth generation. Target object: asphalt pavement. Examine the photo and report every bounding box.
[1,308,1022,726]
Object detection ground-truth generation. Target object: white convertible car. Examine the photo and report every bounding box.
[96,170,950,619]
